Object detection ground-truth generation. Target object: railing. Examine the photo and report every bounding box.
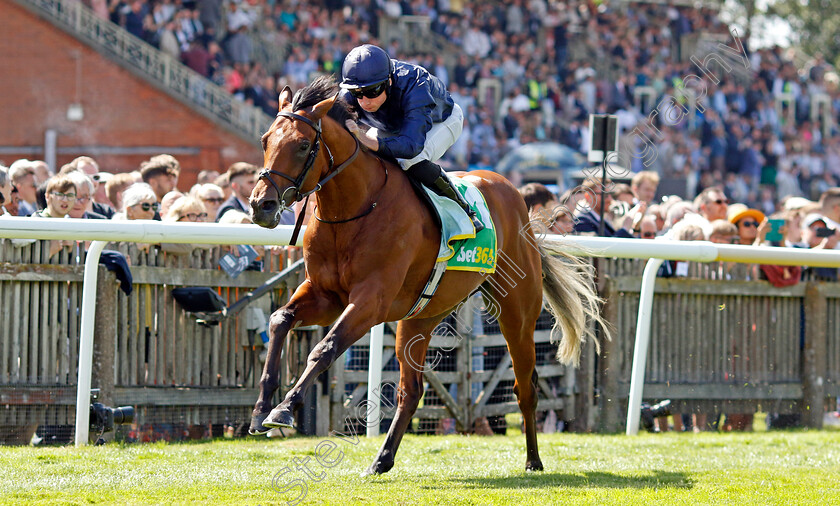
[15,0,273,141]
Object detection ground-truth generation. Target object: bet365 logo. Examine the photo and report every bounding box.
[456,246,493,265]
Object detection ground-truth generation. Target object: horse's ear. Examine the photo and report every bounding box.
[278,86,293,110]
[309,94,337,120]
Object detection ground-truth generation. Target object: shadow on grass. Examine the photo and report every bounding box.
[446,471,694,490]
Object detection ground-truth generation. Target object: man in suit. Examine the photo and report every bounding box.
[216,162,257,222]
[573,177,639,238]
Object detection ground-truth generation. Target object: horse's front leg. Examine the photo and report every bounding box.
[250,281,339,435]
[263,295,387,430]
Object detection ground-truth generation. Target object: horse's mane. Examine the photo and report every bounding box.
[291,75,357,126]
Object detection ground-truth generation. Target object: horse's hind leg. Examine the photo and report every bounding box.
[493,281,544,471]
[365,316,443,476]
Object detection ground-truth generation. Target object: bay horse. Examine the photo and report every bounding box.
[249,76,606,475]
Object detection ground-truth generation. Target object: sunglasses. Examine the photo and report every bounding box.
[641,232,656,238]
[713,198,729,205]
[134,202,161,212]
[348,80,388,99]
[178,212,208,221]
[740,220,759,228]
[201,197,225,204]
[50,191,77,201]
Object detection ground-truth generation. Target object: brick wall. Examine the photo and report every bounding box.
[0,1,264,188]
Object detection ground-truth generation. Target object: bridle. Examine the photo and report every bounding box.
[258,111,359,208]
[257,110,360,245]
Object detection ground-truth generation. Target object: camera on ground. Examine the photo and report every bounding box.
[639,399,672,433]
[89,389,135,444]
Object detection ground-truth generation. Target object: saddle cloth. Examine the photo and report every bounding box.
[422,176,497,273]
[403,177,497,320]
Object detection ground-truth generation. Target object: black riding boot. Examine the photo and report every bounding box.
[408,160,484,233]
[432,173,484,233]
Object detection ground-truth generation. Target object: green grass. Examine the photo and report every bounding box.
[1,428,839,505]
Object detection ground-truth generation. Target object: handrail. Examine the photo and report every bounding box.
[15,0,273,141]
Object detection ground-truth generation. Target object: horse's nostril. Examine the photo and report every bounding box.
[260,200,277,213]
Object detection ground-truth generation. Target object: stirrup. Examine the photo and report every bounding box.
[469,212,485,233]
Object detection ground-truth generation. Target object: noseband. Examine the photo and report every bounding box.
[258,111,359,209]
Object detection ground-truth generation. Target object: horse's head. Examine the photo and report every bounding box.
[250,84,338,229]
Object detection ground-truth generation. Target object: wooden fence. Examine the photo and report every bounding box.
[587,258,840,432]
[0,239,308,444]
[2,243,839,443]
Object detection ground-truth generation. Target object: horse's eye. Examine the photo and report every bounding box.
[299,141,310,152]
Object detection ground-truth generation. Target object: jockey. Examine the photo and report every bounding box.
[339,44,484,232]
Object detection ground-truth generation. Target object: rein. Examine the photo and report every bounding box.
[314,159,388,224]
[258,110,360,244]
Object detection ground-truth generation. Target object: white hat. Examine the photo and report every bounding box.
[783,197,813,211]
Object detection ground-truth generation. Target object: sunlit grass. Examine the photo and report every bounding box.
[1,429,839,505]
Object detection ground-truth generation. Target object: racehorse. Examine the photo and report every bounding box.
[249,76,607,475]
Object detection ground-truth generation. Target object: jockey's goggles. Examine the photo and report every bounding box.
[348,80,388,99]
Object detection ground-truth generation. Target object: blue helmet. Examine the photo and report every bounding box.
[340,45,394,89]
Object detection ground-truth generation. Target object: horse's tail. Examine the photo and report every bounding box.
[538,244,611,367]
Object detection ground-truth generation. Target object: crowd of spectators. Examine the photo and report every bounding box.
[0,154,293,267]
[87,0,840,218]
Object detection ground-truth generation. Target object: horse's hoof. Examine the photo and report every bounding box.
[263,407,295,429]
[525,460,544,472]
[249,412,271,435]
[361,459,394,476]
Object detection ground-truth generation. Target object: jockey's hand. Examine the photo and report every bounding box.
[345,120,379,151]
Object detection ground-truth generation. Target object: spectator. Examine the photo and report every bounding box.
[218,209,269,259]
[728,205,765,247]
[611,183,635,206]
[5,186,21,218]
[113,183,159,221]
[0,165,11,216]
[631,171,660,204]
[196,169,220,185]
[113,182,159,253]
[140,154,180,202]
[802,213,840,259]
[8,160,39,216]
[213,172,232,201]
[694,187,729,223]
[194,183,225,221]
[159,190,185,218]
[105,173,137,212]
[646,204,666,232]
[33,175,78,256]
[160,196,212,255]
[574,178,642,237]
[181,39,212,77]
[637,216,658,239]
[816,188,840,232]
[30,160,52,184]
[91,172,115,209]
[216,162,259,222]
[65,171,107,219]
[35,175,76,219]
[708,220,739,244]
[62,158,115,218]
